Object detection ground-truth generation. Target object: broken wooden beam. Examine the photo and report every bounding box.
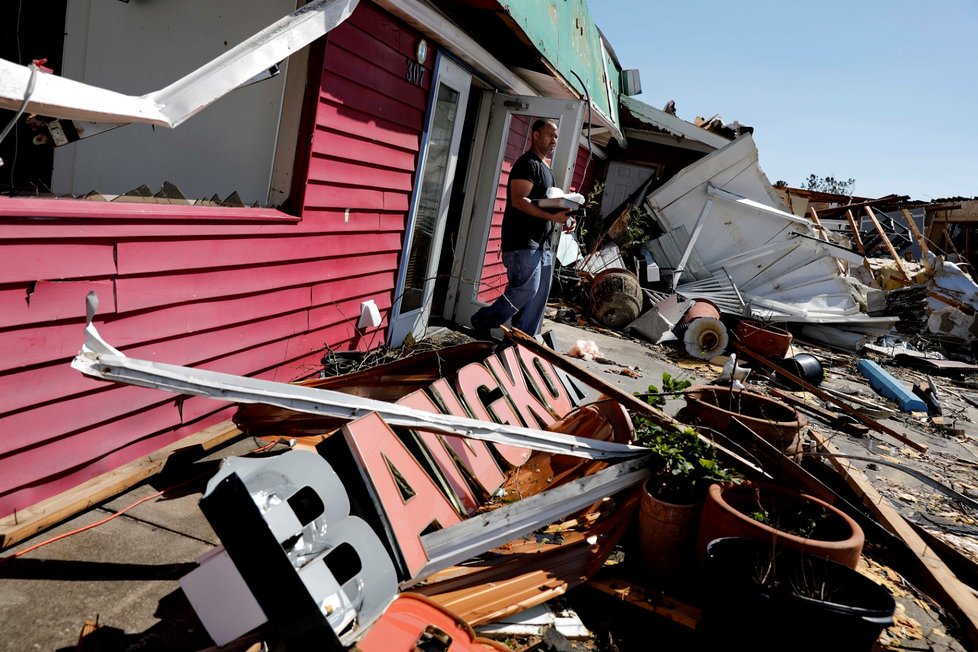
[810,430,978,649]
[864,205,912,284]
[587,575,701,629]
[734,344,927,453]
[768,388,869,437]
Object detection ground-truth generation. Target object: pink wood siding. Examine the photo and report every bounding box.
[0,3,428,518]
[477,139,595,303]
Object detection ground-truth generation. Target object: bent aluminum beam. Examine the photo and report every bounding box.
[411,458,650,585]
[72,294,647,461]
[0,0,358,128]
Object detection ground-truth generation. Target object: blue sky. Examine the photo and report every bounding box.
[589,1,978,201]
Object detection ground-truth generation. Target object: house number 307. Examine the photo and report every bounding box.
[406,58,425,86]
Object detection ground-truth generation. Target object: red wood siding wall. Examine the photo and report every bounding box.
[0,3,428,518]
[477,139,595,302]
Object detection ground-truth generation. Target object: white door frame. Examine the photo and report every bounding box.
[446,94,584,326]
[388,54,472,346]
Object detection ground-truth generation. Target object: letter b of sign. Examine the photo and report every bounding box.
[199,451,397,647]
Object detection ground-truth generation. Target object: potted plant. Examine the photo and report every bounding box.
[696,481,865,569]
[631,382,739,580]
[699,537,895,652]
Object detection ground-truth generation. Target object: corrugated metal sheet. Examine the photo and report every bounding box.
[620,95,731,150]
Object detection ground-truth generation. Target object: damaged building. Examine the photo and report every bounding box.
[2,1,978,651]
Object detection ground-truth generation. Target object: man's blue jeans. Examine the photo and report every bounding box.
[470,248,553,336]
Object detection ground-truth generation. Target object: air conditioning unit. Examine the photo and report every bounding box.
[621,69,642,96]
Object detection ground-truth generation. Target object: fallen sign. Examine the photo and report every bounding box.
[73,293,651,647]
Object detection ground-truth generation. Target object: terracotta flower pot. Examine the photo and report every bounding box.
[736,319,793,359]
[682,385,806,459]
[697,481,864,569]
[637,479,700,580]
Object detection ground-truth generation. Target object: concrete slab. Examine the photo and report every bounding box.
[100,438,264,546]
[0,507,213,651]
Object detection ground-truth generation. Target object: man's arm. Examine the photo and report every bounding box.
[509,178,571,223]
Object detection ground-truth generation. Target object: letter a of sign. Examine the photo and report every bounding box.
[342,412,462,579]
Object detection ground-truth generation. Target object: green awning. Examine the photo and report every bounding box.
[496,0,621,139]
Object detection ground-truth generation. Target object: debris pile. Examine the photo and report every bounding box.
[44,285,978,651]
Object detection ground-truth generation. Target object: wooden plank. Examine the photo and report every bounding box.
[810,430,978,649]
[321,73,424,132]
[303,183,411,212]
[313,103,420,152]
[768,388,869,437]
[325,42,429,107]
[587,575,700,629]
[728,417,837,504]
[307,156,414,191]
[117,232,403,274]
[116,253,399,312]
[734,344,928,453]
[845,208,876,281]
[0,420,242,550]
[310,129,417,171]
[0,280,115,329]
[864,206,912,283]
[0,197,298,224]
[902,207,929,256]
[0,242,116,284]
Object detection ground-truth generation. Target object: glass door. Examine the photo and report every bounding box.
[389,55,471,346]
[445,94,584,326]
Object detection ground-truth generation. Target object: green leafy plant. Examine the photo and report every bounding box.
[632,420,739,504]
[639,372,693,408]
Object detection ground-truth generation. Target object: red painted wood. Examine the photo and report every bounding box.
[117,233,403,274]
[313,104,419,153]
[0,280,114,329]
[303,183,411,212]
[307,156,414,191]
[0,3,430,518]
[344,2,425,55]
[325,44,429,109]
[321,73,424,131]
[0,242,116,284]
[0,397,180,495]
[0,405,234,513]
[311,130,417,171]
[115,253,399,312]
[0,197,299,223]
[310,270,396,305]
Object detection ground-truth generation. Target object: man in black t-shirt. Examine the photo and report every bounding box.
[470,119,573,337]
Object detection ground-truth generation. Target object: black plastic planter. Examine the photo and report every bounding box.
[699,537,895,652]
